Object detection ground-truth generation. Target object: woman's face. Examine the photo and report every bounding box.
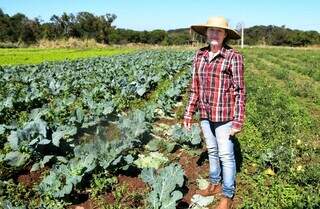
[206,27,227,46]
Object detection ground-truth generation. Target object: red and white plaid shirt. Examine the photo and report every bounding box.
[184,45,246,130]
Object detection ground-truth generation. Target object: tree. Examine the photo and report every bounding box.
[149,29,167,44]
[0,8,11,42]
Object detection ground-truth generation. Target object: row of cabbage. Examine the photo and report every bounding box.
[0,50,193,172]
[0,50,203,208]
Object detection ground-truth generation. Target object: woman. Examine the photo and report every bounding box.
[184,16,245,209]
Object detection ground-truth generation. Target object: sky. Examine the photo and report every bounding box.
[1,0,319,32]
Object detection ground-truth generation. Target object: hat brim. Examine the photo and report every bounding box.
[191,25,241,40]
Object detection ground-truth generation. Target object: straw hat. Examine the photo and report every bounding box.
[191,16,241,40]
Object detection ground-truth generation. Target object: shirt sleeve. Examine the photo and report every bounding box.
[231,53,246,130]
[184,52,199,123]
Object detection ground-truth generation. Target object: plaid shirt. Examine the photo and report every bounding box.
[184,45,246,130]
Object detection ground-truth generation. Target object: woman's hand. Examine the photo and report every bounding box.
[230,128,241,136]
[183,119,192,131]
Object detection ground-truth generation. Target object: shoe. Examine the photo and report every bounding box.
[214,196,233,209]
[196,183,222,196]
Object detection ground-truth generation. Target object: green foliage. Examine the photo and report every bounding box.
[239,173,320,209]
[0,179,38,209]
[145,139,176,153]
[2,119,49,168]
[8,118,48,150]
[0,50,192,128]
[244,25,320,46]
[0,9,116,44]
[170,124,201,146]
[31,155,66,171]
[117,110,150,140]
[1,200,27,209]
[1,7,320,47]
[3,151,30,167]
[37,108,150,198]
[37,136,131,198]
[1,47,320,209]
[236,47,320,208]
[90,173,117,197]
[0,47,135,66]
[134,152,169,169]
[140,163,185,209]
[189,194,215,209]
[38,154,96,198]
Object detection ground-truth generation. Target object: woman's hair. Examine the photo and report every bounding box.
[223,32,230,44]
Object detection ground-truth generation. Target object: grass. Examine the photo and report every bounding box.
[233,47,320,208]
[0,47,137,66]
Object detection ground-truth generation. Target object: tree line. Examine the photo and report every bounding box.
[0,9,319,47]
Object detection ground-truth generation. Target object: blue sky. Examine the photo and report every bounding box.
[1,0,319,31]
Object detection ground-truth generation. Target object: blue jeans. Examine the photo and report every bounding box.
[200,119,236,198]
